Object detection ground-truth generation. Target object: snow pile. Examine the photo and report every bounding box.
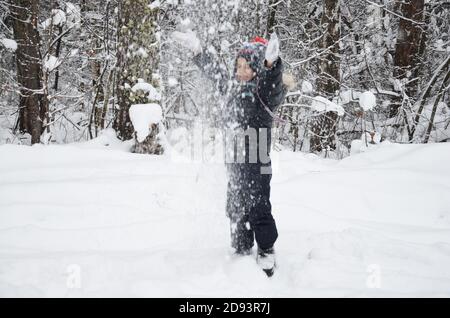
[129,103,163,142]
[311,96,345,116]
[0,38,17,52]
[340,90,360,105]
[131,79,161,101]
[359,91,377,111]
[41,4,80,29]
[350,131,383,155]
[42,9,66,29]
[0,140,449,296]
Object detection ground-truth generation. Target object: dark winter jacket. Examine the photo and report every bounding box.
[193,51,287,165]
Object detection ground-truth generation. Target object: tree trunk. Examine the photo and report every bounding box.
[423,69,450,143]
[310,0,341,154]
[89,35,105,138]
[52,16,63,91]
[389,0,425,118]
[266,0,279,36]
[10,0,47,144]
[113,0,163,154]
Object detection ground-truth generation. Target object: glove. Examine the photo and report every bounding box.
[265,32,280,65]
[171,29,202,55]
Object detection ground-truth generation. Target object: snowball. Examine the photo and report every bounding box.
[129,103,163,142]
[0,38,17,51]
[359,91,376,111]
[311,96,345,116]
[301,81,313,94]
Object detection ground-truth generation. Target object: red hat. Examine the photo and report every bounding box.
[250,36,268,46]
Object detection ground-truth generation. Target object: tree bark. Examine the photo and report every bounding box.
[10,0,47,144]
[389,0,425,118]
[310,0,341,154]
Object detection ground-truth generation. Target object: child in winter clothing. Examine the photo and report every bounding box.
[172,31,287,276]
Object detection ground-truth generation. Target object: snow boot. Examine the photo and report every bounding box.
[256,247,276,277]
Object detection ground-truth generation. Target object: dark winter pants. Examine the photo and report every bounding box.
[226,163,278,251]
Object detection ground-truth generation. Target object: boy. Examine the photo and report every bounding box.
[172,31,286,277]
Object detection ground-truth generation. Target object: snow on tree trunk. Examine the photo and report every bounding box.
[129,103,163,154]
[310,0,341,154]
[10,0,47,145]
[113,0,163,154]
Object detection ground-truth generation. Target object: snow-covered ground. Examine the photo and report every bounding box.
[1,131,450,297]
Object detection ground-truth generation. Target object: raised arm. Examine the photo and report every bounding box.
[257,33,286,111]
[172,30,230,95]
[258,57,287,111]
[192,50,230,95]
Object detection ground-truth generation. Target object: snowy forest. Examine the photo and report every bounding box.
[1,0,450,297]
[1,0,449,157]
